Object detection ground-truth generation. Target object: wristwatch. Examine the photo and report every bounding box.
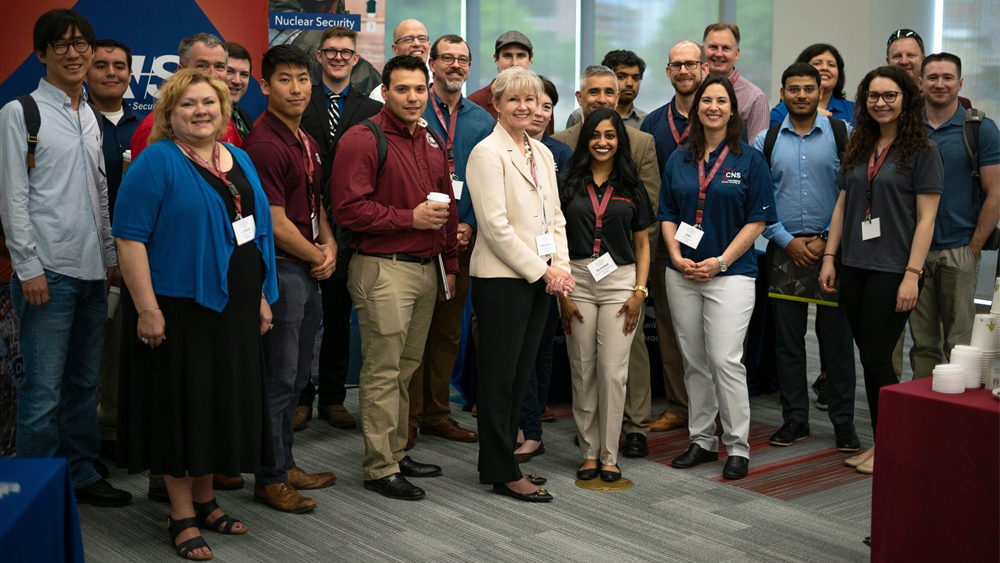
[633,285,648,299]
[819,230,829,241]
[717,256,728,273]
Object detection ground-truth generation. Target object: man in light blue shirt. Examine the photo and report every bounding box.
[0,9,126,506]
[754,63,858,453]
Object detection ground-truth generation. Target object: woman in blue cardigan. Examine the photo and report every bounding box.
[113,70,278,561]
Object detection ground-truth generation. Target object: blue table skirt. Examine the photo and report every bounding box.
[0,457,85,563]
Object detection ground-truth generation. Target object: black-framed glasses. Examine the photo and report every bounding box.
[785,85,819,95]
[50,40,91,55]
[395,35,429,45]
[887,28,922,45]
[435,54,471,67]
[320,48,356,60]
[866,91,900,104]
[667,61,703,71]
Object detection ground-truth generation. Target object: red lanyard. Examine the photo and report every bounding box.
[430,92,459,175]
[866,141,894,219]
[667,103,689,145]
[696,146,730,226]
[298,131,317,217]
[175,139,243,220]
[587,183,615,256]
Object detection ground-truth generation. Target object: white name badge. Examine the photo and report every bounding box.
[452,179,464,200]
[587,252,618,282]
[674,221,704,249]
[233,215,256,246]
[536,233,557,256]
[312,213,320,240]
[861,217,881,241]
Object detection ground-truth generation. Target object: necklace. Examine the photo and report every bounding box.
[523,134,533,165]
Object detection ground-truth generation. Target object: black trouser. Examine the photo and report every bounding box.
[771,296,856,426]
[472,276,549,484]
[839,265,920,431]
[298,273,352,408]
[519,296,559,441]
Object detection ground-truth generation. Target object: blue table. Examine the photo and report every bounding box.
[0,458,85,563]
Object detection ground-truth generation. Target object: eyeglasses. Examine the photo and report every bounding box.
[320,48,356,60]
[785,85,818,95]
[435,54,471,67]
[667,61,703,71]
[395,35,429,45]
[49,40,91,55]
[887,29,922,45]
[866,91,900,104]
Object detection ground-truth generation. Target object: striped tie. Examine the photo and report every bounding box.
[326,92,343,140]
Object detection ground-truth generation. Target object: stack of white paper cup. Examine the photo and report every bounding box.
[991,277,1000,315]
[932,364,966,394]
[970,313,998,368]
[950,345,982,389]
[987,361,1000,391]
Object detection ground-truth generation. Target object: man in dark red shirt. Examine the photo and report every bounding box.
[332,55,458,501]
[467,30,533,122]
[243,45,338,514]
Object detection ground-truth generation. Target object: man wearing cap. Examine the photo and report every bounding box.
[702,22,769,139]
[369,19,430,104]
[886,29,971,109]
[467,31,533,121]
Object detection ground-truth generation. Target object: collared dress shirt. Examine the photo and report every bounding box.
[729,68,770,140]
[566,105,648,130]
[99,103,143,222]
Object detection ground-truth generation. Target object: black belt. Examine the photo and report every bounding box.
[358,251,434,265]
[275,252,308,265]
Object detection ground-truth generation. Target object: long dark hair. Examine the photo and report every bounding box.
[561,108,642,202]
[796,43,846,99]
[841,66,927,170]
[686,75,743,160]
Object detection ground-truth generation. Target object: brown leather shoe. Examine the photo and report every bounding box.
[287,466,336,490]
[539,406,556,422]
[420,419,478,442]
[317,405,357,429]
[253,482,316,513]
[293,406,310,431]
[649,411,687,432]
[405,425,417,451]
[213,474,245,490]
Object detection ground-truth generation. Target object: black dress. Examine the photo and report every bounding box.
[117,159,274,478]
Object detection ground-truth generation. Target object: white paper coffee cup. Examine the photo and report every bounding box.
[122,150,132,175]
[107,286,120,319]
[427,192,451,205]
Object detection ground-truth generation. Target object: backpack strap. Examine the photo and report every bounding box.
[359,119,388,176]
[762,124,780,168]
[964,108,985,204]
[16,95,41,169]
[425,127,448,161]
[829,117,847,161]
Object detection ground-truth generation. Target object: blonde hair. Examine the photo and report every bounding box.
[149,69,232,144]
[491,66,542,103]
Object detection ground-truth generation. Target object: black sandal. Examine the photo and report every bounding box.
[193,498,248,535]
[168,517,212,561]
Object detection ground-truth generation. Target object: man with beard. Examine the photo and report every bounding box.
[754,63,859,453]
[369,19,430,104]
[405,35,494,451]
[225,42,254,140]
[702,23,769,139]
[639,39,706,433]
[566,50,647,129]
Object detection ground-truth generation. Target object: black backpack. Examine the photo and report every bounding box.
[962,108,999,251]
[16,94,103,169]
[762,116,847,167]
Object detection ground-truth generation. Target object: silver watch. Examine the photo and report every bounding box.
[717,256,728,272]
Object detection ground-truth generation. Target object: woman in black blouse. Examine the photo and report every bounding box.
[559,108,651,482]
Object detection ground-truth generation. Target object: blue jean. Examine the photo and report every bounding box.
[12,270,107,489]
[256,261,321,485]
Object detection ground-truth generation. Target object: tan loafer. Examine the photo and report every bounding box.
[287,466,336,490]
[253,482,316,513]
[405,425,417,451]
[317,405,356,429]
[650,411,687,432]
[212,474,245,490]
[293,406,311,431]
[420,419,478,442]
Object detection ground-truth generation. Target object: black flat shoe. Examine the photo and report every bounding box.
[600,464,622,482]
[622,433,648,458]
[863,536,871,547]
[398,456,442,478]
[75,478,132,507]
[525,473,547,486]
[576,461,599,481]
[149,485,170,503]
[93,458,110,479]
[671,443,719,469]
[492,482,552,502]
[722,455,750,480]
[363,473,425,500]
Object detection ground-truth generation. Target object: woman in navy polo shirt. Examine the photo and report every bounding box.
[771,44,857,126]
[559,108,651,483]
[819,66,942,475]
[658,75,776,481]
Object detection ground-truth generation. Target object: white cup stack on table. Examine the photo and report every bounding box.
[991,277,1000,315]
[988,361,1000,391]
[970,314,999,384]
[932,364,966,394]
[950,345,982,389]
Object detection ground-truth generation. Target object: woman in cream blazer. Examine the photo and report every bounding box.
[466,67,573,503]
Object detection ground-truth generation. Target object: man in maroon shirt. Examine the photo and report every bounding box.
[467,30,533,121]
[332,55,458,501]
[243,45,338,513]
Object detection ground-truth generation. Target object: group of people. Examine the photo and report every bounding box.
[0,8,996,561]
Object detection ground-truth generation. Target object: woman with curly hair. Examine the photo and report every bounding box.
[819,66,942,475]
[771,43,856,126]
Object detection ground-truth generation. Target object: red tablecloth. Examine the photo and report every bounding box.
[871,378,999,563]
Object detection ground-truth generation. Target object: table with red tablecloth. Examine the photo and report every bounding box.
[871,378,999,563]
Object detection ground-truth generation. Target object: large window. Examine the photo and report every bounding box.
[384,1,462,58]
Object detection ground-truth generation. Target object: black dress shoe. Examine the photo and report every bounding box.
[600,464,622,482]
[576,465,599,481]
[492,482,552,502]
[147,485,170,503]
[93,459,110,479]
[75,478,132,507]
[863,536,871,547]
[769,420,810,447]
[834,422,861,452]
[525,473,547,486]
[622,433,648,458]
[722,455,750,480]
[671,443,719,469]
[398,456,442,478]
[363,473,425,500]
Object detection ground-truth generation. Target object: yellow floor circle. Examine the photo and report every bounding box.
[575,477,634,491]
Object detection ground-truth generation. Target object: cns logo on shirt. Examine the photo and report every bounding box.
[721,168,742,185]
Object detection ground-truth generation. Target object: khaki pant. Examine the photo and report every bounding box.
[566,260,637,465]
[908,245,980,379]
[348,254,437,480]
[97,295,122,441]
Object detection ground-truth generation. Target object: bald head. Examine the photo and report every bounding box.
[669,40,703,62]
[666,40,707,97]
[391,19,429,60]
